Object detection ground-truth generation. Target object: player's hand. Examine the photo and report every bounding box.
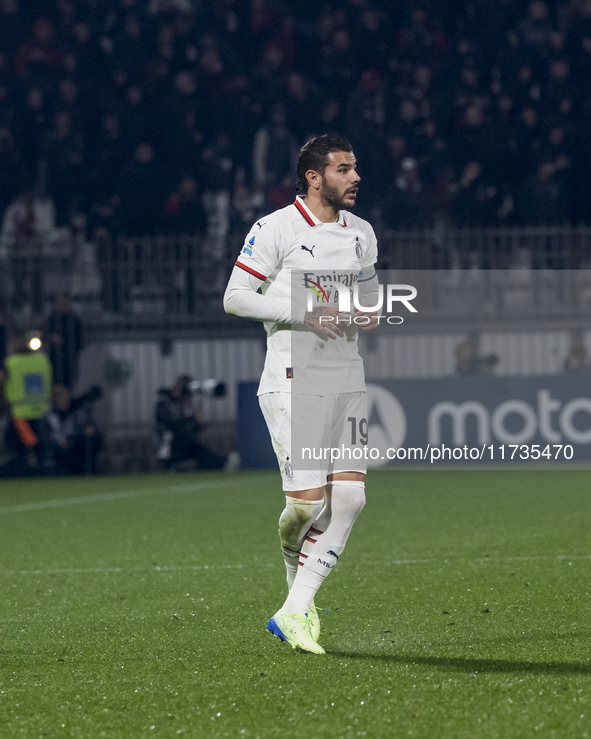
[303,306,346,339]
[353,308,380,330]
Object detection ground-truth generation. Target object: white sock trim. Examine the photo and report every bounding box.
[328,480,365,488]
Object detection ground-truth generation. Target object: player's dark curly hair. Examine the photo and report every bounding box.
[295,134,353,194]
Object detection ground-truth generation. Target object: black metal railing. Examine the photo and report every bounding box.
[3,225,591,338]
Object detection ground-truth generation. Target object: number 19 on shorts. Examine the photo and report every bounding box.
[348,416,368,446]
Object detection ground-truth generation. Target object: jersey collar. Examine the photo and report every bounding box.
[294,196,348,228]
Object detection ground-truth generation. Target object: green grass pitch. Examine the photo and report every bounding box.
[1,469,591,738]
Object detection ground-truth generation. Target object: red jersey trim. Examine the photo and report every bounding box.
[295,197,348,227]
[235,260,267,281]
[294,198,317,226]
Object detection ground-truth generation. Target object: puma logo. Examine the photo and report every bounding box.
[301,244,316,257]
[256,221,266,229]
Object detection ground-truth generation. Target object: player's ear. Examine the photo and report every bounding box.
[306,169,321,191]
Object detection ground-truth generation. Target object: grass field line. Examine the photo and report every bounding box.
[0,563,276,576]
[0,476,266,515]
[2,554,591,578]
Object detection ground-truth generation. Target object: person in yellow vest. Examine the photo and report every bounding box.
[0,336,52,474]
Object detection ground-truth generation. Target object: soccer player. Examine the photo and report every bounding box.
[223,134,378,654]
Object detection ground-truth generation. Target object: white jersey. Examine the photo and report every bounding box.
[230,196,378,396]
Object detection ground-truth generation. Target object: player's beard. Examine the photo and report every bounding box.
[320,175,358,211]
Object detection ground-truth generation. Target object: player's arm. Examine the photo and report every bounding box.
[354,227,380,330]
[224,269,344,337]
[223,265,306,323]
[223,220,306,324]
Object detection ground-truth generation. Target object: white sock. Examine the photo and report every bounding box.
[278,496,324,588]
[282,480,366,614]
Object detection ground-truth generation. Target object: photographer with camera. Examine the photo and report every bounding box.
[40,384,103,475]
[155,374,239,472]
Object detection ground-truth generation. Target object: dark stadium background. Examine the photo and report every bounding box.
[1,0,591,473]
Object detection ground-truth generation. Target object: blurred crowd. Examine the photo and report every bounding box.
[1,0,591,250]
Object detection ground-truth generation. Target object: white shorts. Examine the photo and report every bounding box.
[259,391,368,492]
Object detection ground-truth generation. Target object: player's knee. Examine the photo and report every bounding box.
[278,497,323,543]
[347,485,366,518]
[334,480,366,519]
[278,503,314,532]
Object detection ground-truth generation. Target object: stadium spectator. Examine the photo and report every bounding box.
[43,290,84,390]
[65,19,105,84]
[452,105,494,172]
[39,383,103,474]
[115,141,169,235]
[519,160,570,226]
[0,188,56,314]
[395,6,449,68]
[486,95,520,196]
[318,98,344,136]
[201,133,235,260]
[563,343,590,372]
[0,188,50,248]
[345,69,387,210]
[544,59,574,117]
[493,30,536,99]
[159,70,203,181]
[88,201,122,313]
[0,126,20,217]
[514,105,543,177]
[252,103,298,211]
[69,217,103,309]
[0,0,25,59]
[452,160,506,228]
[14,17,64,79]
[518,1,553,54]
[110,12,149,81]
[355,7,391,72]
[382,157,431,230]
[118,82,155,146]
[88,113,128,203]
[283,72,321,142]
[346,68,387,144]
[44,110,86,226]
[232,182,265,233]
[164,175,206,234]
[13,85,48,184]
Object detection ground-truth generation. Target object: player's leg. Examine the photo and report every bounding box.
[259,393,325,588]
[269,478,328,654]
[282,393,367,618]
[278,492,324,588]
[260,392,329,653]
[268,481,328,655]
[297,472,364,564]
[281,473,365,614]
